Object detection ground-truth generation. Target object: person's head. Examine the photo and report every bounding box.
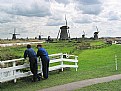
[37,44,42,48]
[27,44,31,49]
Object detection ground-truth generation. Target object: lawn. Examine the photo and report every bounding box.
[1,41,121,91]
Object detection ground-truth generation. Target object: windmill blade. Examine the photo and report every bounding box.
[83,31,85,35]
[15,34,20,35]
[96,26,99,32]
[65,14,67,26]
[14,28,16,34]
[68,29,70,38]
[39,34,43,36]
[57,30,61,39]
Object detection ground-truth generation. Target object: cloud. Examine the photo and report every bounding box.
[81,4,103,15]
[77,0,101,5]
[55,0,70,4]
[4,0,51,17]
[46,14,65,26]
[108,11,120,21]
[73,15,92,24]
[1,0,121,39]
[46,20,64,26]
[75,0,103,15]
[0,12,17,24]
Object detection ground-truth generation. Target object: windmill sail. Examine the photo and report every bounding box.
[9,28,20,40]
[57,29,61,39]
[65,14,67,26]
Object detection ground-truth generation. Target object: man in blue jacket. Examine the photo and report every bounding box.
[37,44,50,79]
[24,44,40,82]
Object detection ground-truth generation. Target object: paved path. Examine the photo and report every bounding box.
[39,74,121,91]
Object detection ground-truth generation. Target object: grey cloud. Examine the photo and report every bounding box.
[76,0,103,15]
[81,4,103,15]
[5,2,51,17]
[46,22,64,26]
[55,0,70,4]
[46,19,64,26]
[0,20,11,24]
[108,11,120,21]
[0,12,17,24]
[73,16,92,24]
[77,0,101,5]
[46,14,66,26]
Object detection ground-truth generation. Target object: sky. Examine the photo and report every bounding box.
[0,0,121,39]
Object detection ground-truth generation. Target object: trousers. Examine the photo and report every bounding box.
[41,57,49,79]
[29,57,39,81]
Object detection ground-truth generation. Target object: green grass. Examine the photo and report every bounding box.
[75,79,121,91]
[1,42,121,91]
[90,40,104,46]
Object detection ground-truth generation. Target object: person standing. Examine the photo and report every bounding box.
[37,44,50,79]
[24,44,40,82]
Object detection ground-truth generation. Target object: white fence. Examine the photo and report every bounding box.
[0,53,78,83]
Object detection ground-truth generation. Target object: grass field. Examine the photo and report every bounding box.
[1,41,121,91]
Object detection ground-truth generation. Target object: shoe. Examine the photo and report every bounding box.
[38,77,41,81]
[32,79,36,82]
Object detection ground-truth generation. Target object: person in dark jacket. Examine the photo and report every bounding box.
[37,44,50,79]
[24,44,40,82]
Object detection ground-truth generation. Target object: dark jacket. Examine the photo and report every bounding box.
[24,48,37,60]
[37,47,49,61]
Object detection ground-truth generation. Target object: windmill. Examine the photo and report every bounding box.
[38,32,43,40]
[94,26,99,40]
[57,15,70,40]
[9,28,20,40]
[82,31,86,39]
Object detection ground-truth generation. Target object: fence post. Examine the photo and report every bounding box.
[75,56,78,71]
[0,61,2,82]
[61,54,64,71]
[115,55,118,71]
[13,61,16,83]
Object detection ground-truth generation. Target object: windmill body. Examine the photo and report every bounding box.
[12,34,17,40]
[57,15,70,40]
[82,34,85,39]
[39,35,41,40]
[38,32,43,40]
[94,32,99,40]
[94,26,99,40]
[10,28,20,40]
[60,26,69,40]
[82,31,86,39]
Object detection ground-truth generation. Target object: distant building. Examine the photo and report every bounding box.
[57,15,70,40]
[94,32,99,40]
[94,26,99,40]
[60,26,69,40]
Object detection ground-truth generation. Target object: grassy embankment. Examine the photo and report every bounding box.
[1,40,121,91]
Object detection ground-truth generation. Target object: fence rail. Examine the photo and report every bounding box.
[0,53,78,83]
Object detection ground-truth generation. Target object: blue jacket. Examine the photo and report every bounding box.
[24,48,37,59]
[37,47,49,61]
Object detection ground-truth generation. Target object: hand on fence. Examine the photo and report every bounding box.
[0,62,5,68]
